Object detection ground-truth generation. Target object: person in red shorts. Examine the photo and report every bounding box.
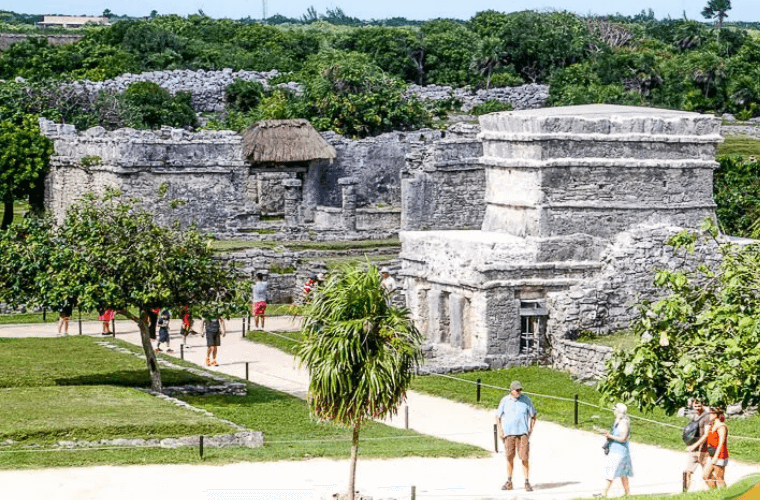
[251,272,268,330]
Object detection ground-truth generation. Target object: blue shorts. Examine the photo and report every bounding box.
[158,328,169,342]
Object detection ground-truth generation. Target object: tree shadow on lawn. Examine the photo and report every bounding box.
[54,369,214,388]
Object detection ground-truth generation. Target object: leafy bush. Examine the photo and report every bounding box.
[119,82,197,130]
[713,154,760,237]
[471,99,513,115]
[224,79,265,112]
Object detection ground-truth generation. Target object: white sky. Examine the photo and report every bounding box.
[5,0,759,23]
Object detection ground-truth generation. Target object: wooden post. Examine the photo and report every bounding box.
[199,435,204,459]
[411,485,416,500]
[683,471,688,493]
[405,405,409,429]
[494,424,499,452]
[476,378,481,402]
[78,307,82,335]
[180,344,184,360]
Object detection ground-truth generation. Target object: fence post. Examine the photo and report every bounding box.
[245,362,249,381]
[199,435,204,459]
[112,317,116,337]
[411,485,416,500]
[476,378,481,402]
[405,405,409,429]
[574,394,579,426]
[78,307,82,335]
[493,424,499,452]
[43,307,46,322]
[180,344,184,360]
[242,317,245,338]
[682,471,688,493]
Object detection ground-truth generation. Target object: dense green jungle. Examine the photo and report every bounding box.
[1,8,760,237]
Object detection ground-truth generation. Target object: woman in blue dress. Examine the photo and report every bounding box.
[600,403,633,497]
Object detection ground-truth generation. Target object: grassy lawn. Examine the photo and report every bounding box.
[0,386,233,443]
[0,337,218,388]
[410,366,760,465]
[0,335,484,469]
[245,330,303,354]
[718,135,760,157]
[211,238,400,253]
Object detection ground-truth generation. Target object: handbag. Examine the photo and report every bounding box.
[682,420,700,446]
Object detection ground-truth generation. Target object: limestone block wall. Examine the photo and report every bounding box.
[405,83,549,111]
[549,338,613,380]
[545,224,724,340]
[319,129,444,209]
[313,206,400,231]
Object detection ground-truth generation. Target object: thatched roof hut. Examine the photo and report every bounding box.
[243,119,336,164]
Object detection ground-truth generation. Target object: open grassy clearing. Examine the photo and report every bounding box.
[0,335,484,469]
[210,237,400,253]
[411,366,760,464]
[0,385,233,444]
[718,135,760,157]
[0,337,216,388]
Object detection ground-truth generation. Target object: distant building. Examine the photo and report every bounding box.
[37,16,111,28]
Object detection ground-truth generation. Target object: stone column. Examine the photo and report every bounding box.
[282,178,303,227]
[338,176,359,231]
[449,294,465,349]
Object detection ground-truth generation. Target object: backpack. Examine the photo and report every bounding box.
[682,420,700,445]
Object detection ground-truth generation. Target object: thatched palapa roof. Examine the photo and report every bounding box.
[243,119,336,164]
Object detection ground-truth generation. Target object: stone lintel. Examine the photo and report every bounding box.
[479,131,723,143]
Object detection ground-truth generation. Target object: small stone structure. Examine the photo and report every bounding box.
[401,104,723,369]
[0,33,85,50]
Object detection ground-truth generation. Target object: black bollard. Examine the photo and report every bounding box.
[199,435,204,459]
[78,307,82,335]
[245,362,249,380]
[43,307,46,323]
[180,344,184,360]
[112,317,116,337]
[476,378,481,402]
[574,394,579,426]
[494,424,499,452]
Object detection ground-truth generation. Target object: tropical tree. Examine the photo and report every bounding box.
[702,0,732,30]
[298,264,423,500]
[0,114,53,228]
[598,220,760,414]
[0,189,248,391]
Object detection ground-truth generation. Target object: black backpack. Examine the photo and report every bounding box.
[682,420,700,445]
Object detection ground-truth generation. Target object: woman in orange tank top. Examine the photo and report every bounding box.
[702,407,729,489]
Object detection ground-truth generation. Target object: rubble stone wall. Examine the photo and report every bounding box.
[549,338,613,380]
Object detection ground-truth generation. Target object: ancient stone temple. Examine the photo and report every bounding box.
[400,104,723,368]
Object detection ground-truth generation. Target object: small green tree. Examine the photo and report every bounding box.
[702,0,732,30]
[598,220,760,414]
[298,264,423,500]
[0,190,247,391]
[0,115,52,229]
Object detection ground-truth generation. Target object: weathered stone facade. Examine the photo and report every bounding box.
[401,104,723,370]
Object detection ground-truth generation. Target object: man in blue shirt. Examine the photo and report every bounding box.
[496,380,537,491]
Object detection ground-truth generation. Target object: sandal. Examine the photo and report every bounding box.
[525,481,533,492]
[501,480,513,491]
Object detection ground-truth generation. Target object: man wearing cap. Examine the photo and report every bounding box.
[496,380,537,491]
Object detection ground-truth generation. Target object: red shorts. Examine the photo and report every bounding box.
[253,301,267,316]
[99,310,115,321]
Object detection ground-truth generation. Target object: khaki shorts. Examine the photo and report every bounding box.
[685,450,708,473]
[505,435,530,462]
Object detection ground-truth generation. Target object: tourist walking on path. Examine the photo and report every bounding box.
[251,272,268,330]
[155,309,172,353]
[701,407,729,489]
[495,380,537,492]
[201,315,226,366]
[683,399,711,491]
[57,301,73,336]
[600,403,633,497]
[98,307,115,335]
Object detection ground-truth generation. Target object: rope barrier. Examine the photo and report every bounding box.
[426,373,760,442]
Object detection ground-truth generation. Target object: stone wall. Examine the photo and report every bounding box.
[401,123,485,230]
[549,337,612,381]
[0,33,84,50]
[545,224,725,340]
[406,83,549,111]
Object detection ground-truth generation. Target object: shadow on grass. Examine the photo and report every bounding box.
[54,369,214,388]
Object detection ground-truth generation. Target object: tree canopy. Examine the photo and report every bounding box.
[0,189,248,391]
[598,220,760,414]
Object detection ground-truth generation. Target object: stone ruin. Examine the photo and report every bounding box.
[400,104,724,370]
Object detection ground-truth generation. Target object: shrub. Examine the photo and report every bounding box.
[224,79,265,112]
[471,99,513,115]
[119,82,198,130]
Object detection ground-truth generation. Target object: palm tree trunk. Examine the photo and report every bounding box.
[348,420,361,500]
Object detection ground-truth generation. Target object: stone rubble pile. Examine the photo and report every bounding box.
[406,83,550,111]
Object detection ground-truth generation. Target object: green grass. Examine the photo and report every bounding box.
[211,238,401,253]
[320,254,396,271]
[0,337,216,388]
[266,304,304,316]
[411,366,760,465]
[575,331,640,350]
[0,386,233,443]
[574,474,760,500]
[245,330,302,354]
[0,308,138,325]
[718,135,760,157]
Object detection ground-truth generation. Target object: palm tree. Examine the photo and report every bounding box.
[701,0,732,30]
[298,264,423,500]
